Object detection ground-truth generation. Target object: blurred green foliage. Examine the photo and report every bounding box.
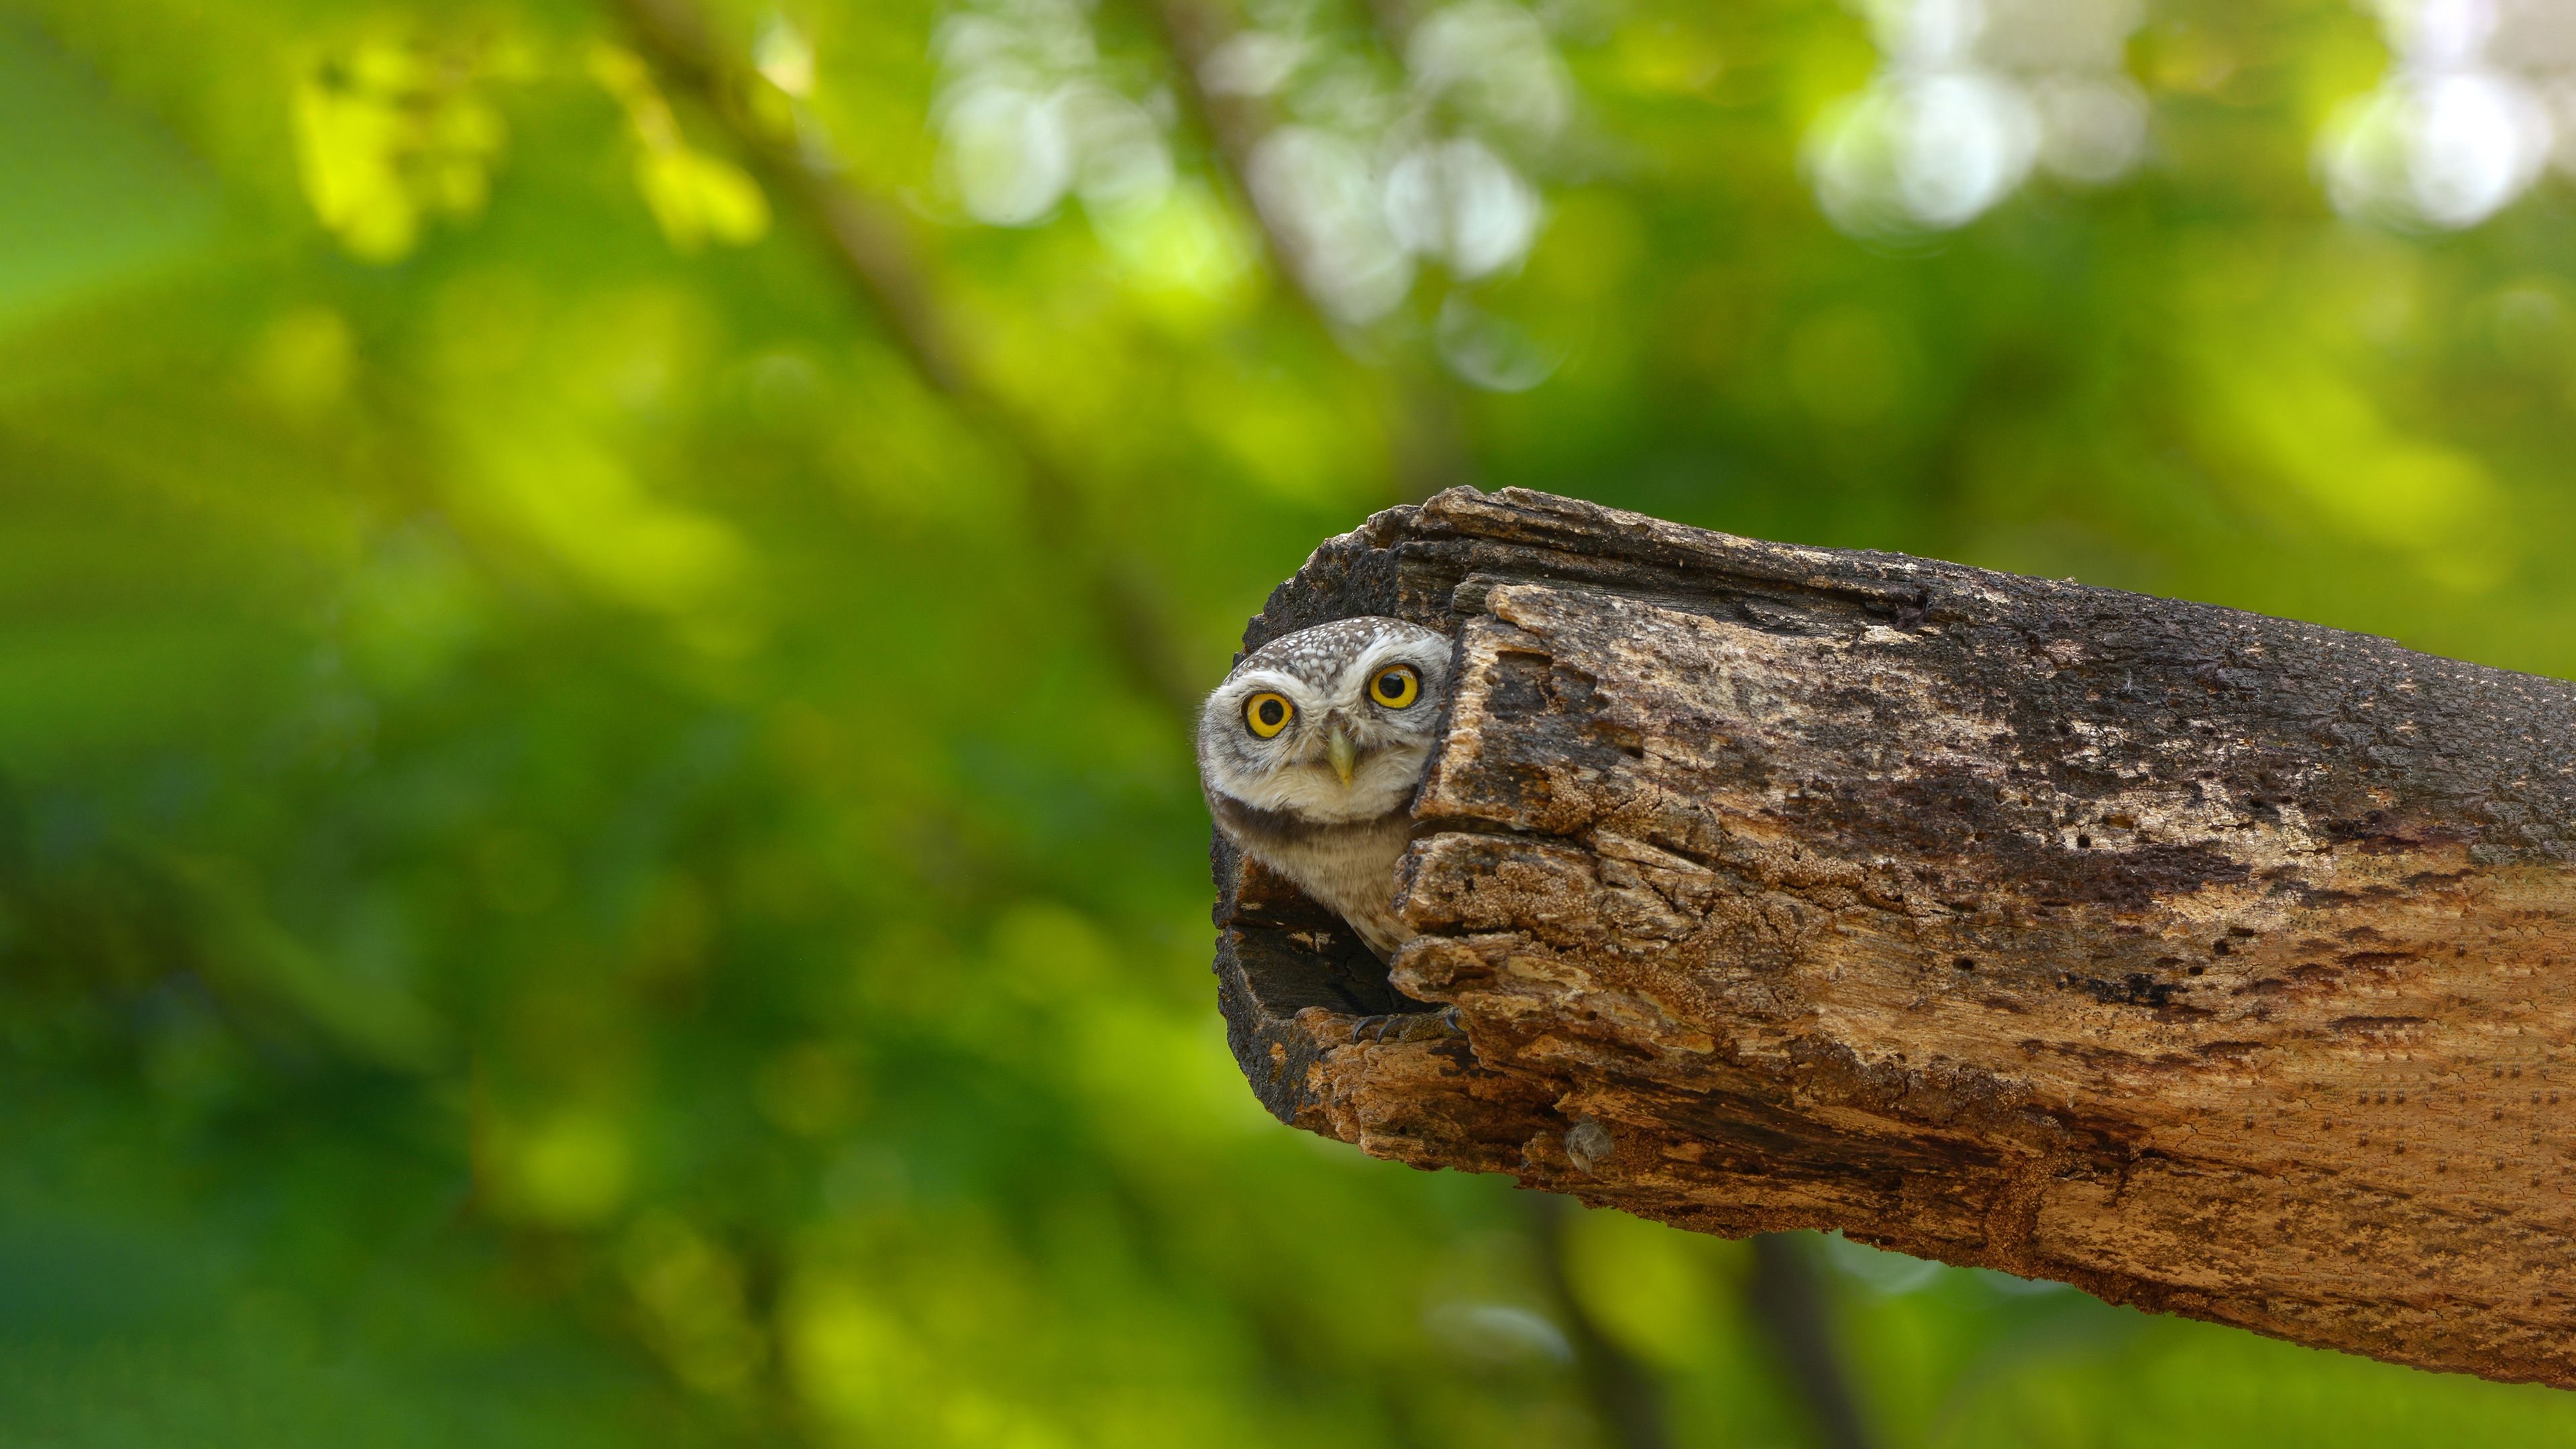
[5,0,2576,1445]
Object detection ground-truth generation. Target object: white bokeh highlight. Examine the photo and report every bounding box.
[930,0,1568,345]
[1383,136,1542,282]
[1807,0,2147,237]
[1248,125,1417,325]
[931,0,1177,227]
[2321,0,2576,229]
[1230,1,1565,326]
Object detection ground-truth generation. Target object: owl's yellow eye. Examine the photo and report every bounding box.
[1244,692,1293,739]
[1368,664,1421,709]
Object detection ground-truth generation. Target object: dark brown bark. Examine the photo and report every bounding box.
[1214,486,2576,1388]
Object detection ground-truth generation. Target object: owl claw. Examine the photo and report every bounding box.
[1346,1007,1469,1044]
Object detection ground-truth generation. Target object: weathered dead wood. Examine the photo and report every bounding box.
[1213,486,2576,1387]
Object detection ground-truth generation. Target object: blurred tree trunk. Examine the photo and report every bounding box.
[1216,486,2576,1389]
[1525,1193,1670,1449]
[1142,0,1477,504]
[1746,1235,1876,1449]
[616,0,1201,722]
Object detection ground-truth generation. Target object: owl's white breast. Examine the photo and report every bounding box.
[1237,812,1414,961]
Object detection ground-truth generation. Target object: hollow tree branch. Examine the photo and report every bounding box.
[1214,486,2576,1388]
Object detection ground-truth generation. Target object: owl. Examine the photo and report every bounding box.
[1199,616,1453,964]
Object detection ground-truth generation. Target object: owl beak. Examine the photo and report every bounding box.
[1327,726,1359,786]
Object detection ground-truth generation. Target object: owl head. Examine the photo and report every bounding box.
[1197,616,1453,826]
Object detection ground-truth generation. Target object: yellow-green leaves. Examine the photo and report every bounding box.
[591,44,770,252]
[293,34,770,260]
[292,35,513,261]
[480,1106,635,1227]
[623,1214,769,1393]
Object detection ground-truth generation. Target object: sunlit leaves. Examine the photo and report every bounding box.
[292,27,777,262]
[293,32,518,260]
[592,44,773,251]
[623,1212,769,1393]
[424,274,763,648]
[480,1106,637,1226]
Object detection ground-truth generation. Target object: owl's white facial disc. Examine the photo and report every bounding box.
[1197,616,1453,827]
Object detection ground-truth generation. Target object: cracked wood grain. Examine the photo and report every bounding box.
[1212,485,2576,1387]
